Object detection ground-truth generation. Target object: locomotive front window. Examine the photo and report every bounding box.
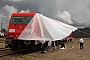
[23,16,33,24]
[11,16,33,24]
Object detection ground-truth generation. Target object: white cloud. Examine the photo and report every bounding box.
[0,5,18,21]
[2,5,18,18]
[0,5,18,29]
[57,11,73,24]
[20,9,30,13]
[54,0,90,27]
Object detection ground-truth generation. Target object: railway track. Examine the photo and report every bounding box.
[0,38,30,57]
[0,38,40,57]
[0,48,11,51]
[0,48,30,57]
[0,38,5,43]
[0,48,12,57]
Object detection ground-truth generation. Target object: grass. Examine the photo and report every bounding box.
[0,38,90,60]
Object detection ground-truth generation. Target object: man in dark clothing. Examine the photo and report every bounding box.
[41,43,45,54]
[40,41,45,54]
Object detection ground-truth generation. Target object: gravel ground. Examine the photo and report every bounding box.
[0,38,90,60]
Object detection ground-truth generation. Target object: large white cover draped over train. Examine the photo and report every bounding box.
[18,13,77,41]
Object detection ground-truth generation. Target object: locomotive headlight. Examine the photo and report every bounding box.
[10,34,14,37]
[9,29,15,32]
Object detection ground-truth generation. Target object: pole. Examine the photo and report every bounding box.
[1,20,2,30]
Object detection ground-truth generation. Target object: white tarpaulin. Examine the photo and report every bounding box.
[18,13,77,41]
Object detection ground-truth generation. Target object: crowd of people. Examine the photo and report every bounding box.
[40,37,84,54]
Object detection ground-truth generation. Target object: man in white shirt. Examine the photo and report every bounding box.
[79,38,84,49]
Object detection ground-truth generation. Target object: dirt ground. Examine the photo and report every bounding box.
[0,38,90,60]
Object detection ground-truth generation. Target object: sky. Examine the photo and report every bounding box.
[0,0,90,30]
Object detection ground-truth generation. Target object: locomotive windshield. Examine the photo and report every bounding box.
[11,16,33,24]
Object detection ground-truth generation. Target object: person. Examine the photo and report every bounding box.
[78,38,84,49]
[40,41,45,54]
[60,38,66,50]
[71,39,74,48]
[47,41,52,49]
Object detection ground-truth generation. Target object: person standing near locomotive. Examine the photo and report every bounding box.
[78,38,84,49]
[40,41,45,54]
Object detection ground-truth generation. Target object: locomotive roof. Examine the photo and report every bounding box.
[12,12,36,16]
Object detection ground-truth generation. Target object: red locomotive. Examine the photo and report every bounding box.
[6,12,41,50]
